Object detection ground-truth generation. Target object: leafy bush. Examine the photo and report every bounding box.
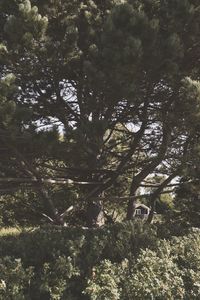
[0,256,33,299]
[84,229,200,300]
[170,231,200,299]
[121,249,184,299]
[0,221,157,299]
[37,256,80,300]
[0,224,200,299]
[85,260,121,300]
[0,221,157,268]
[84,249,184,300]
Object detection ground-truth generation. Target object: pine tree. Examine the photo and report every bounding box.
[0,0,200,226]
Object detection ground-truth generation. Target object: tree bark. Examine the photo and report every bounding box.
[146,173,177,224]
[127,124,171,220]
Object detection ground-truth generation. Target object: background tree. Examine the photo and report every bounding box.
[0,0,200,226]
[173,144,200,227]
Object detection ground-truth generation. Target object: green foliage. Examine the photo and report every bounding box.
[0,224,200,299]
[0,186,79,227]
[4,0,48,46]
[84,260,121,300]
[174,182,200,228]
[173,158,200,228]
[0,191,42,227]
[0,256,33,300]
[156,193,174,214]
[0,222,157,298]
[0,221,157,267]
[0,73,17,126]
[179,77,200,131]
[38,256,80,300]
[0,0,200,297]
[84,229,200,300]
[0,0,200,226]
[170,232,200,298]
[122,249,184,299]
[86,251,184,300]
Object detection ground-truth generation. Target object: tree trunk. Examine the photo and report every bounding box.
[35,183,65,226]
[126,182,139,220]
[146,200,156,224]
[86,200,105,227]
[126,197,137,220]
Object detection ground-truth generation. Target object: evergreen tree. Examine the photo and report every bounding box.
[0,0,200,226]
[174,146,200,227]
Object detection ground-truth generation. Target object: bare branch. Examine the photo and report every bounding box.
[0,177,103,185]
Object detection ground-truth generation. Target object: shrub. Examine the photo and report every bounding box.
[84,248,185,300]
[0,221,157,268]
[0,224,200,299]
[0,221,157,299]
[0,256,33,299]
[170,231,200,299]
[84,260,121,300]
[84,230,200,300]
[121,249,184,299]
[37,256,80,300]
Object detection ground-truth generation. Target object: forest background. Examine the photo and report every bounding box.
[0,0,200,299]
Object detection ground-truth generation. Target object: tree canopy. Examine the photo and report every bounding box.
[0,0,200,226]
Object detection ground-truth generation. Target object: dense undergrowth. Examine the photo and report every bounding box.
[0,222,200,299]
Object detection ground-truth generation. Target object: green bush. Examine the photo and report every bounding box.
[84,249,185,300]
[0,221,157,299]
[121,249,184,299]
[0,224,200,299]
[0,256,33,299]
[170,231,200,299]
[84,229,200,300]
[37,256,80,300]
[84,260,121,300]
[0,221,157,268]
